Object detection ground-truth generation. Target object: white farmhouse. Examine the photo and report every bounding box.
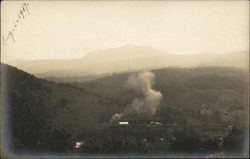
[118,121,129,125]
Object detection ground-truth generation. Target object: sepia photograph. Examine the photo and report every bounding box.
[1,0,249,158]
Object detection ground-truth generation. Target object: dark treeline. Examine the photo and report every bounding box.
[1,64,73,153]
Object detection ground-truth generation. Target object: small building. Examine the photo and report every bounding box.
[118,121,129,125]
[75,141,84,149]
[156,137,164,142]
[150,121,162,125]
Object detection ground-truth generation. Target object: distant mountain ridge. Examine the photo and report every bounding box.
[7,45,248,79]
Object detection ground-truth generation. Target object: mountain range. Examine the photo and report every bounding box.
[7,45,248,81]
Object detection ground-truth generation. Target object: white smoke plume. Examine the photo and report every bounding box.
[110,71,162,124]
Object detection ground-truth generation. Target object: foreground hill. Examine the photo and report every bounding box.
[7,45,248,80]
[1,64,125,152]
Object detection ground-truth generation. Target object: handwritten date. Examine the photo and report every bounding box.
[2,2,30,45]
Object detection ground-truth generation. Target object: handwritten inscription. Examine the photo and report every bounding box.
[2,2,30,45]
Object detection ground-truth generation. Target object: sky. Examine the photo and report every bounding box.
[1,1,249,62]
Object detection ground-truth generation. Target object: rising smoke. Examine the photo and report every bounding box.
[110,71,162,124]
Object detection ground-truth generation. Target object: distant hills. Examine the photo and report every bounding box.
[7,45,248,81]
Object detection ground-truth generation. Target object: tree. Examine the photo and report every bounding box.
[47,129,73,153]
[170,129,200,152]
[223,127,246,153]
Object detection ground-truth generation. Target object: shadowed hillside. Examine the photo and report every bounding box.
[1,64,124,153]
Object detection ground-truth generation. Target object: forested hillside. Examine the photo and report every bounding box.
[75,67,249,126]
[1,64,248,156]
[1,64,119,153]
